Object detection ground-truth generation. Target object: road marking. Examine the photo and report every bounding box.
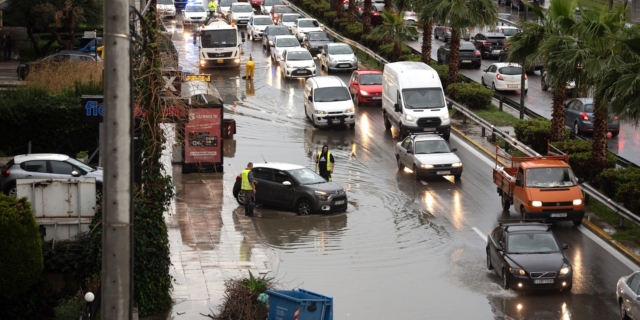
[450,134,495,168]
[473,227,488,242]
[577,225,638,271]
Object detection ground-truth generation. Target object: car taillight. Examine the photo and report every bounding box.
[411,12,417,16]
[496,74,504,80]
[373,12,379,16]
[475,50,481,56]
[1,169,9,178]
[580,112,589,121]
[613,115,619,121]
[446,28,451,32]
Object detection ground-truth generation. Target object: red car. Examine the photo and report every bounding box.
[270,5,294,24]
[248,0,262,8]
[349,69,383,104]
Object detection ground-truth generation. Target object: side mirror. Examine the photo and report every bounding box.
[577,177,584,184]
[283,181,292,186]
[307,96,312,101]
[471,37,475,40]
[71,170,80,177]
[495,245,503,252]
[394,103,400,112]
[447,102,452,110]
[562,244,569,250]
[483,69,487,72]
[451,148,457,152]
[515,179,522,187]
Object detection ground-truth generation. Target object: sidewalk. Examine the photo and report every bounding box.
[0,60,23,86]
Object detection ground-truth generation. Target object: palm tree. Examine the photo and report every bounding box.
[384,0,392,11]
[424,0,498,85]
[363,0,373,34]
[348,0,357,24]
[371,10,419,60]
[336,0,345,18]
[507,0,578,142]
[395,0,434,65]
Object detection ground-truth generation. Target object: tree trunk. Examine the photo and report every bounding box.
[49,28,73,51]
[26,27,42,58]
[384,0,392,11]
[550,85,567,142]
[363,0,372,34]
[447,30,461,86]
[591,98,609,170]
[336,0,345,19]
[348,0,356,24]
[315,0,321,5]
[421,20,433,65]
[393,41,402,61]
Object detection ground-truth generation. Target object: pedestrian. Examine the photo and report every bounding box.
[315,145,334,182]
[240,162,258,217]
[208,0,217,18]
[3,32,15,61]
[245,54,255,80]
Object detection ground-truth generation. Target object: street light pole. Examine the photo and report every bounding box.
[520,60,526,119]
[101,0,132,318]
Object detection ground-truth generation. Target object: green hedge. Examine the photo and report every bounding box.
[324,11,338,22]
[431,64,464,89]
[334,17,348,29]
[514,118,553,154]
[565,150,617,181]
[446,82,492,110]
[378,43,411,60]
[592,167,640,199]
[0,88,98,156]
[345,22,364,41]
[398,54,422,62]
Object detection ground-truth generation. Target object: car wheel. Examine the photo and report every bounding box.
[413,165,420,181]
[491,82,497,92]
[442,130,450,141]
[574,122,580,135]
[437,55,442,64]
[486,250,493,270]
[481,76,486,87]
[435,33,439,40]
[384,112,391,130]
[502,268,510,289]
[236,190,245,205]
[3,182,16,197]
[621,302,630,320]
[397,156,405,171]
[573,220,582,227]
[296,198,312,215]
[474,64,481,69]
[501,193,511,210]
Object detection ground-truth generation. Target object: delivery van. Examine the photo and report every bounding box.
[304,76,356,129]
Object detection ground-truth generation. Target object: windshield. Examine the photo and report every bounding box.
[525,167,577,188]
[185,5,205,12]
[264,0,282,5]
[282,14,301,22]
[232,5,253,12]
[269,27,291,35]
[276,38,300,47]
[414,140,451,154]
[66,158,96,172]
[507,233,560,253]
[298,20,319,28]
[274,6,293,13]
[460,43,475,50]
[158,0,173,4]
[201,30,237,48]
[254,17,274,25]
[499,67,522,75]
[288,168,327,185]
[287,51,312,61]
[314,87,351,102]
[359,74,382,85]
[308,32,331,41]
[402,88,445,109]
[499,28,519,36]
[328,45,353,55]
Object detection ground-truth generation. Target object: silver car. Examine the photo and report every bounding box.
[565,98,620,137]
[319,43,358,73]
[617,271,640,319]
[0,153,103,196]
[395,133,463,181]
[232,163,348,215]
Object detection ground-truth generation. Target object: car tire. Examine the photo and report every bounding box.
[541,77,549,91]
[442,130,450,141]
[502,268,510,289]
[621,302,631,320]
[296,198,312,215]
[486,250,493,270]
[236,190,245,205]
[474,64,481,69]
[397,156,405,171]
[384,112,391,130]
[492,82,497,92]
[437,55,442,64]
[435,33,439,40]
[612,131,620,137]
[3,181,16,197]
[573,122,580,135]
[481,76,486,87]
[413,165,420,181]
[573,220,582,227]
[501,193,511,211]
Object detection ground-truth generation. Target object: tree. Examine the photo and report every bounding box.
[52,0,86,50]
[425,0,498,85]
[371,10,419,61]
[405,0,435,65]
[348,0,357,24]
[336,0,345,19]
[363,0,373,34]
[384,0,393,11]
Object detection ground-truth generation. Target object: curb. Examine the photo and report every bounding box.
[582,219,640,266]
[450,126,510,167]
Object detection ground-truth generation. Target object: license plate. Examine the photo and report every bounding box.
[334,200,345,205]
[551,213,567,218]
[437,171,450,175]
[295,70,306,74]
[462,60,472,63]
[423,128,436,132]
[492,50,501,54]
[338,64,349,68]
[533,279,554,284]
[217,59,224,64]
[507,84,519,88]
[372,97,382,100]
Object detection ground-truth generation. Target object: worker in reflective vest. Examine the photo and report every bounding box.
[315,145,334,182]
[208,0,217,18]
[245,55,255,80]
[241,162,258,217]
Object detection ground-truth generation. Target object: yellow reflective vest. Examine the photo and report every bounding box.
[208,1,217,12]
[241,169,252,190]
[316,152,332,171]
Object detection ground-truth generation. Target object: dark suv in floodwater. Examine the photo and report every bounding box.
[233,162,348,215]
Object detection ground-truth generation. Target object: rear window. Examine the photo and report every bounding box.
[269,27,291,35]
[3,159,14,170]
[498,67,522,75]
[308,32,331,41]
[460,43,476,50]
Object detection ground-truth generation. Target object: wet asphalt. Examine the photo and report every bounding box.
[163,14,638,319]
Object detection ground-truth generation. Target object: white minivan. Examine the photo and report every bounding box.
[304,76,356,129]
[382,62,452,140]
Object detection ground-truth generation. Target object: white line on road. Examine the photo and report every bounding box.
[577,225,639,271]
[473,227,488,242]
[450,134,495,168]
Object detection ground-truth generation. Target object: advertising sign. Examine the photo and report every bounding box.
[184,108,222,164]
[186,74,212,82]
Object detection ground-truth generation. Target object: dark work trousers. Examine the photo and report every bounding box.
[243,190,255,216]
[319,171,331,182]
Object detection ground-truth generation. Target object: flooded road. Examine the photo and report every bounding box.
[166,24,637,319]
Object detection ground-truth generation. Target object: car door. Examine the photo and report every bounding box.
[513,168,526,214]
[493,229,507,272]
[399,137,413,167]
[483,65,495,85]
[20,160,51,180]
[390,89,403,127]
[272,169,295,207]
[49,160,79,180]
[349,72,359,96]
[488,228,504,272]
[251,167,274,204]
[621,273,640,317]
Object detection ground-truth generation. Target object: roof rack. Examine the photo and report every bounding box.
[497,219,551,231]
[410,132,440,137]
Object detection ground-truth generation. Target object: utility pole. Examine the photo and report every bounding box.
[101,0,132,319]
[520,60,526,119]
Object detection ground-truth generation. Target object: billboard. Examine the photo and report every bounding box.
[184,108,222,164]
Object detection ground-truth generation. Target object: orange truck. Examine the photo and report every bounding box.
[492,146,585,226]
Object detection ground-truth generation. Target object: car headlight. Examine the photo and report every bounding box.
[309,63,316,68]
[315,110,325,114]
[360,90,369,96]
[404,114,415,121]
[560,263,571,275]
[286,63,293,68]
[452,162,462,167]
[269,40,274,45]
[573,199,582,205]
[509,267,526,276]
[531,201,542,207]
[420,164,434,169]
[315,190,329,200]
[442,113,449,121]
[345,108,355,113]
[352,56,358,62]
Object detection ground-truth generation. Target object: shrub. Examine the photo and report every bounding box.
[446,82,493,110]
[361,33,380,49]
[26,60,102,96]
[339,21,350,32]
[302,0,315,10]
[567,150,617,182]
[53,296,85,320]
[592,167,640,198]
[324,11,338,22]
[397,54,422,62]
[550,139,592,155]
[377,43,411,60]
[333,17,348,29]
[514,118,553,154]
[205,271,275,319]
[345,22,364,41]
[0,194,43,298]
[311,2,330,16]
[615,182,640,215]
[431,64,464,89]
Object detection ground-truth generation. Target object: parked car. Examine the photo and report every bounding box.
[270,35,301,61]
[1,154,104,197]
[232,162,348,215]
[486,222,572,291]
[395,133,462,180]
[261,0,283,15]
[248,15,275,40]
[55,31,104,53]
[270,5,295,24]
[292,18,322,41]
[278,13,303,31]
[302,31,334,55]
[229,2,254,26]
[403,10,418,22]
[261,25,292,49]
[481,62,528,94]
[564,98,620,136]
[617,271,640,320]
[472,32,506,58]
[436,41,481,68]
[17,50,102,80]
[319,43,358,73]
[182,2,208,25]
[279,47,317,78]
[434,24,471,42]
[158,0,177,18]
[348,69,383,104]
[541,70,575,93]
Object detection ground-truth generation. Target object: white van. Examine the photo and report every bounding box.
[382,62,452,140]
[304,76,356,129]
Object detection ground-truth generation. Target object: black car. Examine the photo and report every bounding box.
[498,46,544,72]
[17,50,102,80]
[436,41,481,68]
[356,3,384,26]
[302,31,334,55]
[262,25,292,50]
[471,32,506,59]
[486,222,573,291]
